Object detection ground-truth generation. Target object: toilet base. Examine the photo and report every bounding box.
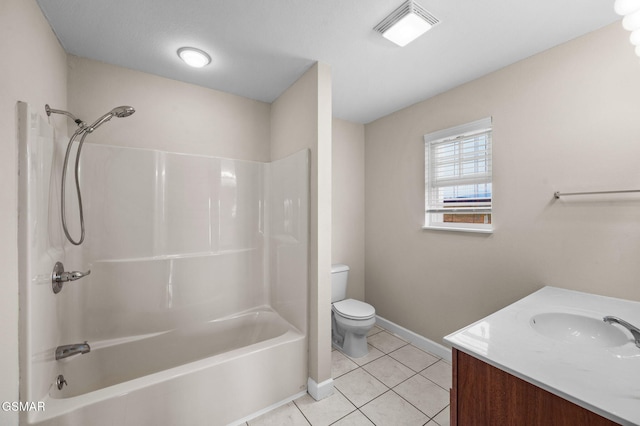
[331,312,375,358]
[333,332,368,358]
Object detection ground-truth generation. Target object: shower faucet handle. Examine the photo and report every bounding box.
[66,270,91,281]
[52,262,91,294]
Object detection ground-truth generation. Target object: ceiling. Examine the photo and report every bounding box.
[36,0,619,124]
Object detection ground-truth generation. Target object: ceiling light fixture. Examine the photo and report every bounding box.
[374,0,439,47]
[614,0,640,56]
[177,47,211,68]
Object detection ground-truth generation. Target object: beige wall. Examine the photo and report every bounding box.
[365,22,640,345]
[332,119,365,301]
[67,55,271,162]
[271,62,333,391]
[0,1,68,423]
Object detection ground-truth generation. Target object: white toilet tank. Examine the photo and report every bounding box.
[331,264,349,303]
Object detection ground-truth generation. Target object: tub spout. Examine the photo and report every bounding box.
[55,341,90,360]
[603,316,640,348]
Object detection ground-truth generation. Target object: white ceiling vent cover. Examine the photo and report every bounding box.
[374,0,440,47]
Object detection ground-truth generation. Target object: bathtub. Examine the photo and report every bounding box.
[30,307,306,425]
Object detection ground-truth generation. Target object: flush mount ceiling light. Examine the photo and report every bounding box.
[614,0,640,56]
[374,0,439,47]
[177,47,211,68]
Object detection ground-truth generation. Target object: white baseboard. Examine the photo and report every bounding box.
[307,377,334,401]
[375,315,452,362]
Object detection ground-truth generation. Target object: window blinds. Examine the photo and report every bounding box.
[424,117,492,218]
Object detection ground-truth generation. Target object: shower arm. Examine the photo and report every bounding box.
[45,104,87,130]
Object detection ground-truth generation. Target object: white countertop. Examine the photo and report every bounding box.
[444,286,640,426]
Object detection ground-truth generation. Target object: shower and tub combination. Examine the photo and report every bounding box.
[18,102,309,425]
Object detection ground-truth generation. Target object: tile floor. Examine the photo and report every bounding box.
[245,326,451,426]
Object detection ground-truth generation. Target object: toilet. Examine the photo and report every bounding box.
[331,264,376,358]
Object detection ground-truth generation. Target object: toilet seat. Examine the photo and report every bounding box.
[332,299,375,320]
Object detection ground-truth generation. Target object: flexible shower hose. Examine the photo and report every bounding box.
[61,130,89,245]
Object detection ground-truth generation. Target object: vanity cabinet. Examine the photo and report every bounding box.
[450,349,620,425]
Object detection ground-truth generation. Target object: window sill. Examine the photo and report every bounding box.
[422,225,493,234]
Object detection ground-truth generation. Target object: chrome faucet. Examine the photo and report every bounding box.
[55,342,90,360]
[603,316,640,348]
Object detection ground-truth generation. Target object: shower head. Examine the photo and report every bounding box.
[112,106,136,118]
[86,106,135,133]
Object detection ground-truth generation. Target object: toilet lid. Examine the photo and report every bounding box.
[333,299,375,320]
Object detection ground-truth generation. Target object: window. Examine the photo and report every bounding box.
[424,117,492,232]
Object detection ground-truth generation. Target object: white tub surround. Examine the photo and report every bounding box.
[445,286,640,426]
[18,102,309,425]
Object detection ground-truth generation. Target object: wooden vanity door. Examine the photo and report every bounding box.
[450,349,619,425]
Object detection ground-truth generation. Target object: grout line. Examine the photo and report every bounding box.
[334,367,390,409]
[388,388,436,424]
[430,404,450,426]
[357,407,377,426]
[291,397,314,426]
[386,368,420,390]
[421,375,451,393]
[370,330,412,355]
[326,387,358,425]
[387,349,440,373]
[418,361,453,392]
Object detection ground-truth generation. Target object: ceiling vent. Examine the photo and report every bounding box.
[374,0,440,47]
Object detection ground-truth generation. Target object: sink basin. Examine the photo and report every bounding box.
[530,313,629,347]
